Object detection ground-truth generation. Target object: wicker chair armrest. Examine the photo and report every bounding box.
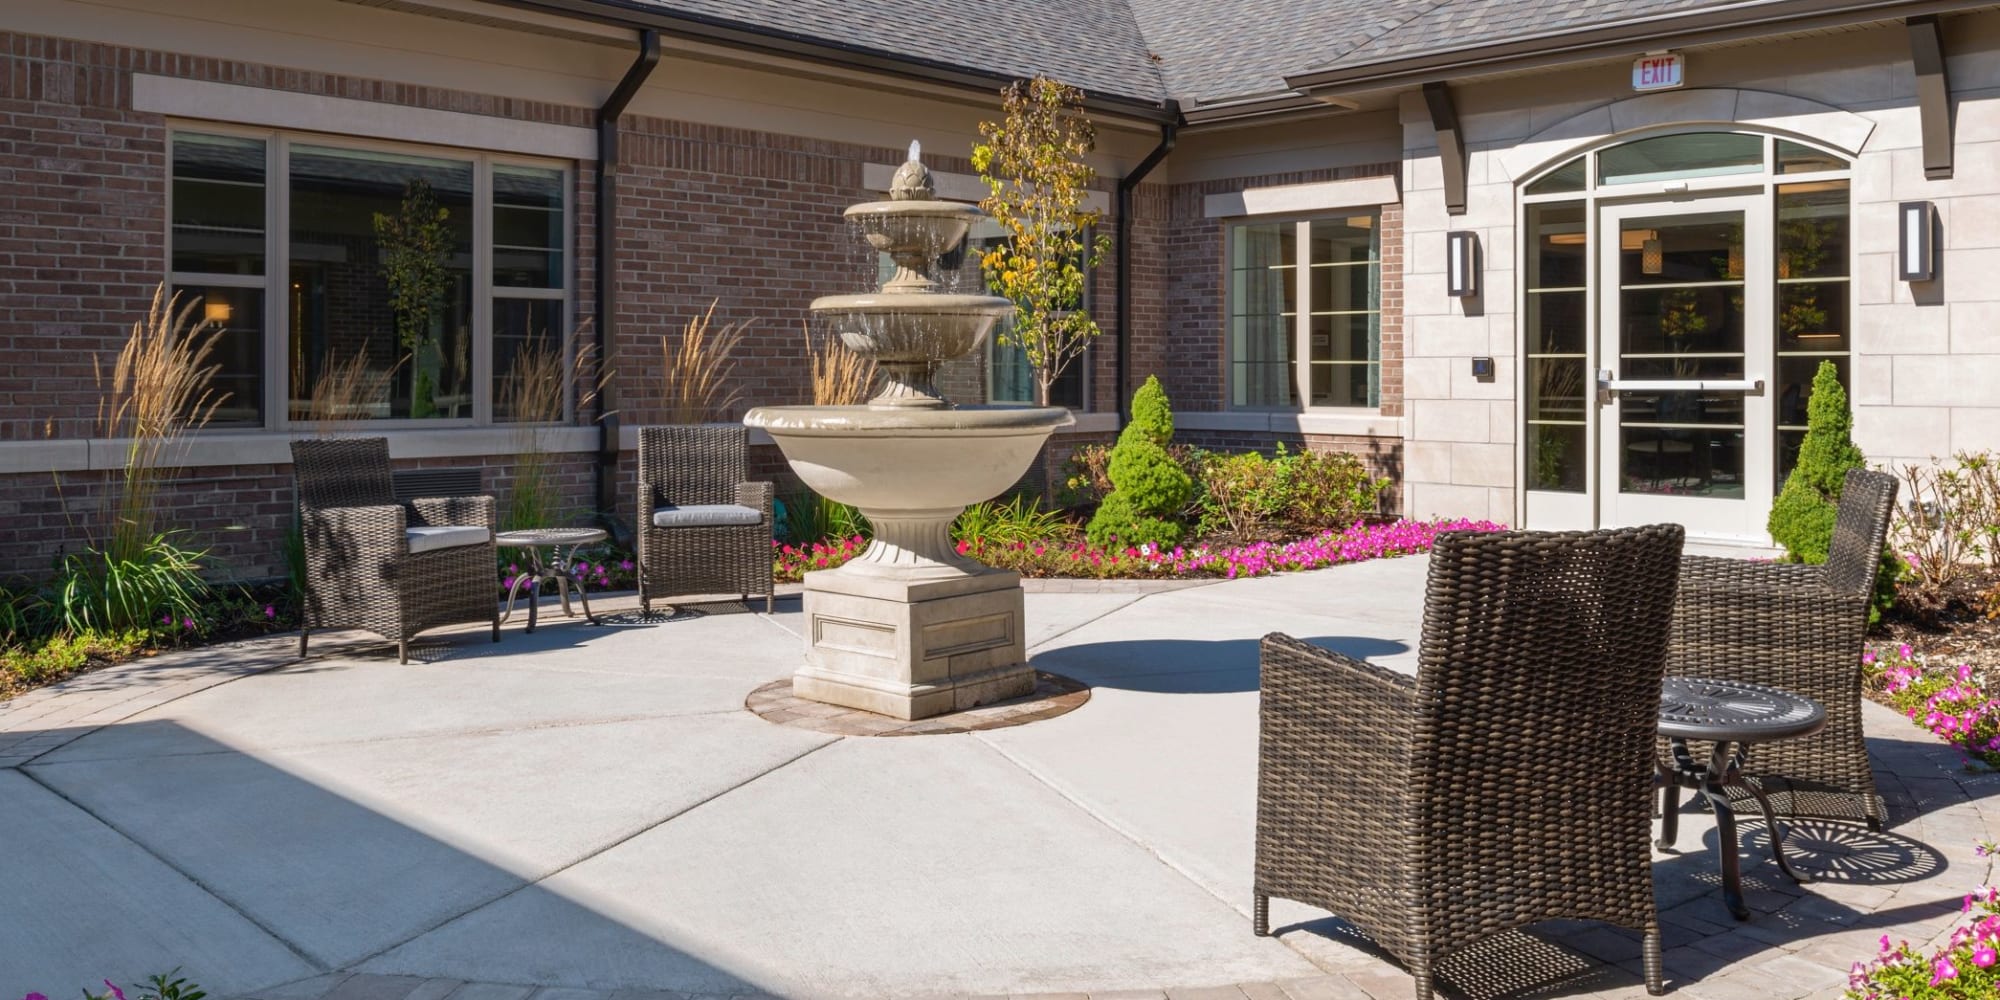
[407,494,497,530]
[302,503,408,554]
[1679,555,1864,617]
[735,481,774,523]
[1260,631,1417,738]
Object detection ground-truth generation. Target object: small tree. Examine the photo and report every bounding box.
[1769,359,1901,621]
[373,178,453,417]
[1087,376,1192,550]
[972,76,1112,407]
[1769,360,1865,564]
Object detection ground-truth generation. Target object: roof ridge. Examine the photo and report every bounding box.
[1319,0,1465,65]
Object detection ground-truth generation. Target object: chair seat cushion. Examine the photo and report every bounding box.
[652,504,762,528]
[406,525,491,554]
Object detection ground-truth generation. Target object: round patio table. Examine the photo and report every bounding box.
[1657,677,1826,921]
[496,527,608,633]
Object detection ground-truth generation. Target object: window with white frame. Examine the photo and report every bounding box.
[1227,213,1381,410]
[168,128,571,427]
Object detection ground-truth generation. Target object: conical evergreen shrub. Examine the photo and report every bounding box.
[1767,359,1901,622]
[1769,360,1864,564]
[1086,375,1192,549]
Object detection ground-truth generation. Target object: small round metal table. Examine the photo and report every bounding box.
[495,527,608,633]
[1657,677,1827,921]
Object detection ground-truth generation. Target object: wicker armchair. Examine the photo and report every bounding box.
[1667,468,1900,828]
[291,438,499,664]
[637,424,774,614]
[1254,524,1686,1000]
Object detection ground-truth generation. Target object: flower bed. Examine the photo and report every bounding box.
[772,518,1506,584]
[1871,644,2000,768]
[1844,843,2000,998]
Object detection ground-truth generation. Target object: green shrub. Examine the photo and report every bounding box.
[0,583,45,646]
[1057,443,1113,510]
[1769,360,1899,623]
[3,630,147,686]
[953,495,1074,546]
[1196,444,1386,538]
[779,490,870,544]
[54,532,209,637]
[1770,360,1864,563]
[1086,376,1193,549]
[1280,447,1387,529]
[1197,449,1288,537]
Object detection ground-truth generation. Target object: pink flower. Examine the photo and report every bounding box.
[1976,945,1999,968]
[104,983,125,1000]
[26,993,49,1000]
[1931,955,1958,985]
[264,604,276,619]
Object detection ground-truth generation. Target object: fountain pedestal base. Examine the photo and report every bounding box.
[794,565,1035,720]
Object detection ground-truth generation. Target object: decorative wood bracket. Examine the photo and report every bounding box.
[1424,81,1468,215]
[1909,15,1953,181]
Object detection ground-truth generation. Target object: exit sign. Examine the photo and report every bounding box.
[1633,53,1684,91]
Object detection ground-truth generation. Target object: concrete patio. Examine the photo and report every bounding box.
[2,555,1995,1000]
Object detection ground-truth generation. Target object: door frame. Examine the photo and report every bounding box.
[1595,194,1774,542]
[1513,128,1855,544]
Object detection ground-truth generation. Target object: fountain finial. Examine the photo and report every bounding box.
[889,139,934,201]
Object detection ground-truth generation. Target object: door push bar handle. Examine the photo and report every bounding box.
[1595,370,1765,400]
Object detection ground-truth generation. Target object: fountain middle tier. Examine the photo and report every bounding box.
[809,292,1014,408]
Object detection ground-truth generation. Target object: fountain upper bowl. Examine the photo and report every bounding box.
[844,199,987,258]
[744,404,1073,511]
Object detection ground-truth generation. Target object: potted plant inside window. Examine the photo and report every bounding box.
[374,179,452,418]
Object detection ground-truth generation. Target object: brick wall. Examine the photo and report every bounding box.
[0,25,1408,585]
[1158,165,1405,416]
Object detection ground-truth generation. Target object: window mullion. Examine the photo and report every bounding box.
[473,158,494,426]
[1296,219,1310,410]
[269,135,289,432]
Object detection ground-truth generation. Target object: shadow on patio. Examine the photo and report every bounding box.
[3,717,783,996]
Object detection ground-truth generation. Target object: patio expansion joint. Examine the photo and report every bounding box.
[14,761,332,976]
[22,709,754,766]
[340,735,842,973]
[1026,591,1159,654]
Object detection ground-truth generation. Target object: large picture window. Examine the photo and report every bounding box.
[1227,213,1382,409]
[168,129,572,428]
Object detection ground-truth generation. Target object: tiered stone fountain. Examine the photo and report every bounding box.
[744,143,1072,720]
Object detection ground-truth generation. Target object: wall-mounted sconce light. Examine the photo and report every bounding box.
[203,299,232,324]
[1446,230,1479,297]
[1471,357,1495,382]
[1641,237,1663,275]
[1900,201,1936,282]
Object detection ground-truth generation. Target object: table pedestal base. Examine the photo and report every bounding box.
[1658,737,1808,921]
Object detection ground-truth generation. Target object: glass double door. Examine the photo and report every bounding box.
[1597,196,1773,541]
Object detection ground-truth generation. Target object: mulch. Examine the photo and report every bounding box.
[1875,565,2000,670]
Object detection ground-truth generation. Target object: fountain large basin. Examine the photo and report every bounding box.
[744,404,1072,511]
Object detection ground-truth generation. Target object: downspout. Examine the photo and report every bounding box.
[1114,100,1178,427]
[594,28,661,536]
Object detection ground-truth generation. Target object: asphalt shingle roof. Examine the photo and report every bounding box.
[1308,0,1739,71]
[599,0,1870,107]
[625,0,1169,102]
[1126,0,1452,103]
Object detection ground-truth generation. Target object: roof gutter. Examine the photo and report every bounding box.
[485,0,1177,123]
[1114,102,1179,427]
[1285,0,1992,96]
[594,27,660,534]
